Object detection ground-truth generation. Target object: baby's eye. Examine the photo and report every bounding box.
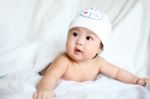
[86,36,93,40]
[73,32,78,37]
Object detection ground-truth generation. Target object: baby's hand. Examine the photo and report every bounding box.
[136,78,150,86]
[144,78,150,85]
[33,89,54,99]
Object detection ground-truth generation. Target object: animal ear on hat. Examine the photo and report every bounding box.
[80,7,103,20]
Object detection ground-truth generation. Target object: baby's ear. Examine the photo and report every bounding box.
[100,42,103,50]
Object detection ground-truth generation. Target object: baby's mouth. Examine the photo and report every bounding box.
[76,49,81,52]
[74,48,82,53]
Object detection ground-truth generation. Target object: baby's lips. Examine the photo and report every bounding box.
[75,48,81,52]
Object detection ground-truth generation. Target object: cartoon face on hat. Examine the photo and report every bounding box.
[69,7,112,47]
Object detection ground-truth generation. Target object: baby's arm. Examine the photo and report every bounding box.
[33,53,68,99]
[98,57,147,86]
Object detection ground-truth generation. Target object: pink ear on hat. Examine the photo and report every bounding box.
[69,7,112,47]
[80,7,103,20]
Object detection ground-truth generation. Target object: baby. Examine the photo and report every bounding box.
[33,8,150,99]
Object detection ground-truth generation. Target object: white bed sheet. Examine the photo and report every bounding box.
[0,72,150,99]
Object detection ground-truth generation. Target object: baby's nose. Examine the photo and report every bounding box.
[76,37,84,45]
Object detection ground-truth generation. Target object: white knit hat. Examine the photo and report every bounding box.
[69,7,112,46]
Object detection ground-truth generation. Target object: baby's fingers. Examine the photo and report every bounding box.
[33,92,37,99]
[46,94,53,99]
[33,90,54,99]
[145,78,150,85]
[136,79,146,86]
[32,92,45,99]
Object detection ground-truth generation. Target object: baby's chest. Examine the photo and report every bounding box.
[62,65,100,81]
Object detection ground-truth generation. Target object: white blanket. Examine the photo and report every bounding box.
[0,72,150,99]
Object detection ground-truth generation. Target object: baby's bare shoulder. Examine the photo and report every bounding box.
[94,56,111,69]
[53,52,70,64]
[95,56,106,64]
[55,52,67,59]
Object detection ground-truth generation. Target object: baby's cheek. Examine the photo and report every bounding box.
[86,49,97,58]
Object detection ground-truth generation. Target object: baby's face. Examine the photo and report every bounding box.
[66,27,101,62]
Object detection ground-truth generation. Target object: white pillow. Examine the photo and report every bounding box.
[0,42,39,77]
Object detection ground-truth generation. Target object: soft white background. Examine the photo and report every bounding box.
[0,0,149,77]
[0,0,150,99]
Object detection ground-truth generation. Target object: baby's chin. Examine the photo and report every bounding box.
[66,53,82,61]
[71,56,94,63]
